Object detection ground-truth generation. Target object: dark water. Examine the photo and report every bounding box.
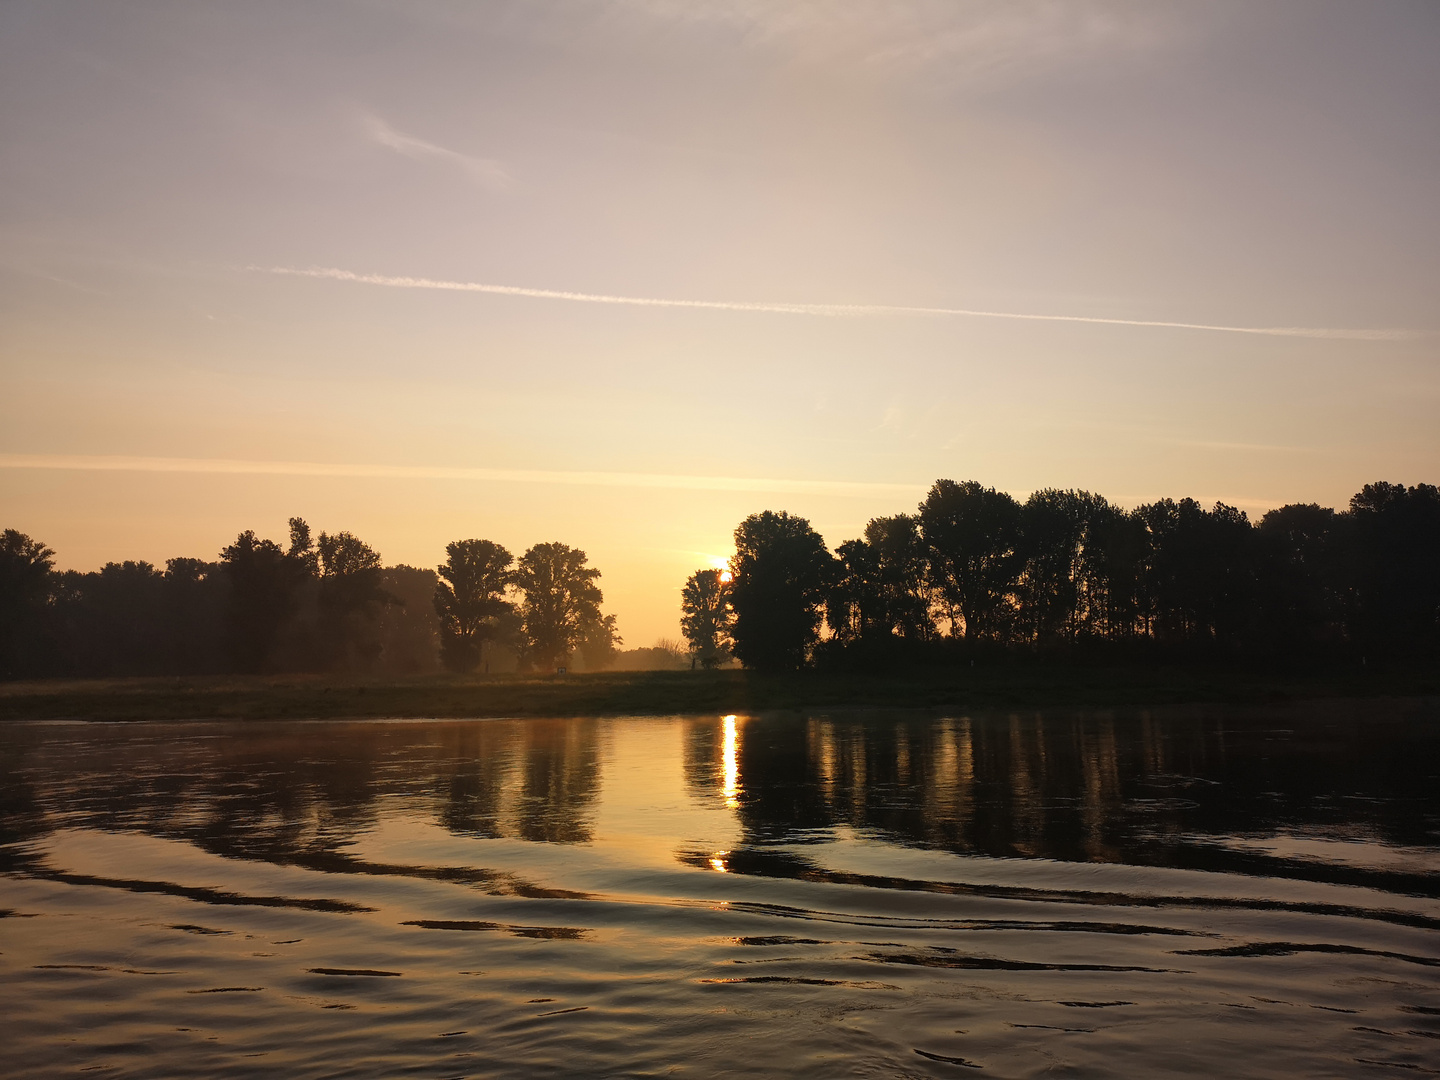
[2,703,1439,1078]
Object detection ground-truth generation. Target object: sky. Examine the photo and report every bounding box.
[2,0,1437,647]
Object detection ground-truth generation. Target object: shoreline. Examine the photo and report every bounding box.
[2,664,1437,722]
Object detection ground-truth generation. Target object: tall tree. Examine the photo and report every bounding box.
[0,530,55,678]
[863,514,936,641]
[1256,503,1342,652]
[728,511,833,671]
[1017,489,1129,644]
[514,542,605,670]
[680,568,734,668]
[1345,482,1440,656]
[918,480,1023,642]
[315,530,392,670]
[219,524,313,673]
[1134,498,1257,647]
[434,539,516,673]
[578,612,622,671]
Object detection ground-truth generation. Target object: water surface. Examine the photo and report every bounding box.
[2,702,1438,1077]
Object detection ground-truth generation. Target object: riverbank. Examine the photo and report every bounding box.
[2,662,1437,721]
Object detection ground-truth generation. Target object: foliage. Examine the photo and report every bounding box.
[728,511,833,671]
[918,480,1023,641]
[433,539,516,673]
[680,568,734,668]
[513,542,606,670]
[0,529,57,678]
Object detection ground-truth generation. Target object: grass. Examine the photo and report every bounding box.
[1,662,1437,722]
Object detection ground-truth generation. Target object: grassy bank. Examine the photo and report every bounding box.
[2,663,1437,722]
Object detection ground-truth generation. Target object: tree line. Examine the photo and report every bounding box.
[679,479,1440,671]
[0,518,619,679]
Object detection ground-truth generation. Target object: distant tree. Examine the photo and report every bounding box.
[728,511,833,671]
[315,530,393,670]
[1077,501,1147,641]
[918,480,1022,642]
[577,612,622,671]
[1016,490,1131,645]
[680,568,734,668]
[376,565,442,674]
[162,557,229,674]
[513,542,605,671]
[1345,481,1440,656]
[434,539,516,673]
[1255,503,1342,652]
[220,524,313,673]
[53,561,170,676]
[1134,498,1257,648]
[864,514,937,641]
[0,530,56,678]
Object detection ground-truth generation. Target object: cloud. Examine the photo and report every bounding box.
[0,453,919,499]
[361,114,510,188]
[258,265,1415,341]
[607,0,1181,85]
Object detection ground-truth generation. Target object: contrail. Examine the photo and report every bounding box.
[0,453,919,498]
[259,265,1413,341]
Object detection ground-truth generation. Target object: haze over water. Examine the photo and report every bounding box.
[3,704,1438,1077]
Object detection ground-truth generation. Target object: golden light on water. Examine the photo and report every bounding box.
[722,715,741,809]
[709,852,729,873]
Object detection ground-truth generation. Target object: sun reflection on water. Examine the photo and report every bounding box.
[722,715,741,809]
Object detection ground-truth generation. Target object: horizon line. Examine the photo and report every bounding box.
[257,265,1416,341]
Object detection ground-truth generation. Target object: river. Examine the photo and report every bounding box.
[2,702,1437,1077]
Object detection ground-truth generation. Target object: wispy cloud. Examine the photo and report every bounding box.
[361,115,510,188]
[258,265,1414,341]
[612,0,1180,85]
[0,454,918,499]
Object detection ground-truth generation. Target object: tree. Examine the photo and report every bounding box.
[1134,498,1257,648]
[219,524,313,673]
[0,529,55,678]
[513,542,606,670]
[315,530,393,670]
[377,565,442,674]
[1345,481,1440,657]
[578,612,622,671]
[918,480,1022,642]
[1016,489,1128,645]
[728,511,832,671]
[864,514,937,641]
[680,568,734,668]
[434,539,516,672]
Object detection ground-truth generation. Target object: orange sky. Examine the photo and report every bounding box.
[2,2,1437,646]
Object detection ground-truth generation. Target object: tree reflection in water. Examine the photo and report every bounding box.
[2,704,1436,892]
[679,705,1438,889]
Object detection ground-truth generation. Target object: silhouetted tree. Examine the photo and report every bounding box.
[728,511,832,671]
[1134,498,1257,648]
[680,568,734,668]
[577,613,622,671]
[220,522,313,673]
[377,565,441,674]
[1345,482,1440,657]
[919,480,1022,642]
[161,557,228,674]
[53,561,169,676]
[0,530,56,678]
[1255,503,1343,653]
[1017,489,1129,645]
[514,542,606,671]
[434,539,516,673]
[315,530,393,670]
[864,514,936,640]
